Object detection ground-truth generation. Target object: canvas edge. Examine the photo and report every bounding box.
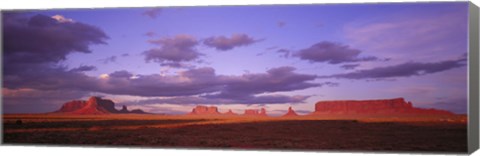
[468,1,480,154]
[0,11,4,145]
[0,1,475,154]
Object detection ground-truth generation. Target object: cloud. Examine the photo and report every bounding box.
[322,57,466,80]
[276,49,291,58]
[124,94,310,105]
[340,64,360,70]
[142,8,162,19]
[1,14,324,108]
[69,65,97,72]
[3,88,88,113]
[3,13,109,64]
[109,70,134,78]
[4,64,99,91]
[51,15,74,23]
[5,64,323,105]
[99,56,117,64]
[204,66,321,101]
[2,13,107,113]
[293,41,378,64]
[203,33,258,51]
[89,67,223,97]
[144,35,202,67]
[3,13,108,92]
[94,66,321,99]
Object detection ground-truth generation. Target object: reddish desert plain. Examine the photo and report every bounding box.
[3,112,467,153]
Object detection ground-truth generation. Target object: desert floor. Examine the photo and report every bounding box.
[2,114,467,153]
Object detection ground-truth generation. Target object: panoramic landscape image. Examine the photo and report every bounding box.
[2,2,470,153]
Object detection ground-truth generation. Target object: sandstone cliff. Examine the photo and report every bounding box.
[54,96,147,115]
[243,108,267,116]
[312,98,454,116]
[188,105,221,115]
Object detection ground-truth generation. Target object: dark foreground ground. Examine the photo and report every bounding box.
[3,116,467,153]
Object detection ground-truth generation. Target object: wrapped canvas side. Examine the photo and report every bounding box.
[468,1,479,154]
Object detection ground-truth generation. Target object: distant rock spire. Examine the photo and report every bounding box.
[282,106,298,117]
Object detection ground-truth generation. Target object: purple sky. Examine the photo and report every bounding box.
[2,2,469,115]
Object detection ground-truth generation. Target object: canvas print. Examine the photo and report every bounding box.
[2,2,471,153]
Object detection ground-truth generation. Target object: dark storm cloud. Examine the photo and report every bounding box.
[1,14,324,105]
[293,41,378,64]
[203,33,258,51]
[7,65,322,104]
[3,13,109,92]
[95,66,321,100]
[4,64,99,91]
[2,13,107,112]
[142,8,162,19]
[322,57,466,80]
[144,35,203,67]
[4,66,216,97]
[3,13,108,64]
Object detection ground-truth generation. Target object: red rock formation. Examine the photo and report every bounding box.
[222,109,237,116]
[282,107,298,117]
[188,105,221,115]
[54,96,147,115]
[130,109,146,114]
[56,100,87,112]
[244,109,258,115]
[243,108,268,116]
[119,105,129,113]
[88,96,117,113]
[312,98,454,116]
[260,108,267,116]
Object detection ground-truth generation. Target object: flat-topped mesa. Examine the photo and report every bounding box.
[243,108,268,116]
[188,105,221,115]
[54,96,147,115]
[312,98,454,116]
[282,107,298,117]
